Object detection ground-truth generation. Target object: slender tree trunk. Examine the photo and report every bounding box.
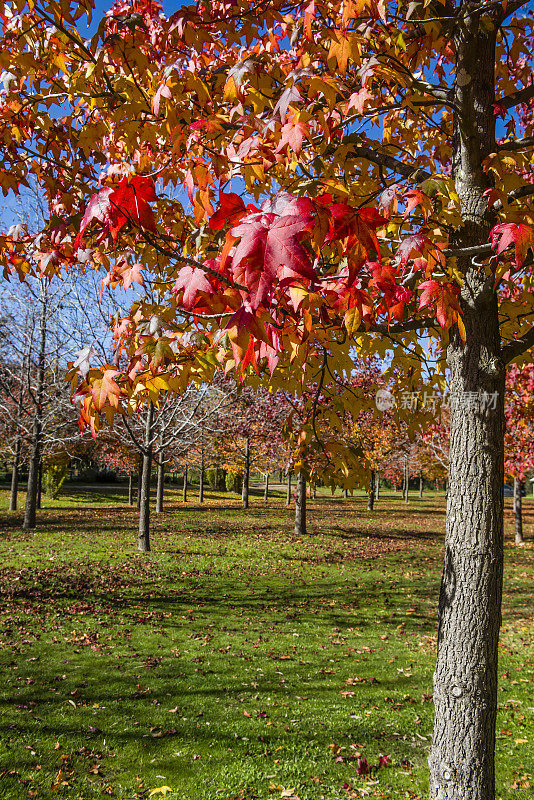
[375,473,380,500]
[128,472,134,506]
[9,349,27,512]
[514,477,524,544]
[429,13,505,800]
[419,472,424,498]
[286,469,292,506]
[312,483,316,499]
[404,459,409,504]
[294,471,306,535]
[242,436,250,509]
[182,465,188,502]
[156,453,165,513]
[137,461,143,510]
[23,285,47,530]
[10,437,21,512]
[367,470,375,511]
[343,487,348,499]
[138,402,154,553]
[199,432,205,503]
[36,460,42,509]
[263,472,269,501]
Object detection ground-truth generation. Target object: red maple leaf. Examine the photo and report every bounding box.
[208,191,248,230]
[230,211,315,308]
[418,279,461,329]
[396,233,431,266]
[74,186,114,248]
[489,222,534,267]
[108,176,157,238]
[173,265,212,309]
[75,177,158,246]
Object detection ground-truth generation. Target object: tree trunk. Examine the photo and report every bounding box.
[182,465,188,502]
[128,472,134,506]
[263,472,269,501]
[199,434,205,503]
[138,402,154,553]
[312,483,316,499]
[343,487,348,499]
[375,473,380,500]
[156,453,165,513]
[286,469,292,505]
[419,473,423,498]
[9,348,27,512]
[514,477,524,544]
[428,13,505,800]
[9,437,21,512]
[23,284,47,530]
[137,461,143,510]
[404,459,409,504]
[36,460,42,509]
[367,470,375,511]
[242,436,250,509]
[294,470,306,535]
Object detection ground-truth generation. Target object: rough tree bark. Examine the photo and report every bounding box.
[242,435,250,509]
[367,470,375,511]
[294,471,306,535]
[428,9,506,800]
[514,477,524,544]
[138,402,154,553]
[23,284,47,530]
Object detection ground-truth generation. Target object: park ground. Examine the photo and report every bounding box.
[0,486,532,800]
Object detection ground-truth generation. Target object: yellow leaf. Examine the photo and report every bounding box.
[457,316,466,343]
[515,738,528,744]
[344,306,361,336]
[149,787,174,797]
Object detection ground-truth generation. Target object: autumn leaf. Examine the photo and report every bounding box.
[91,369,121,412]
[489,222,534,267]
[149,787,174,797]
[173,265,212,309]
[208,192,247,230]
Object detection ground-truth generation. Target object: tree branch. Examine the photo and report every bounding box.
[498,84,534,111]
[348,145,431,181]
[498,136,534,151]
[493,183,534,212]
[502,327,534,364]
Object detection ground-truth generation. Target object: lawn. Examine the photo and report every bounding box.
[0,487,532,800]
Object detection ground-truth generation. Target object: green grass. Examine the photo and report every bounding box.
[0,489,532,800]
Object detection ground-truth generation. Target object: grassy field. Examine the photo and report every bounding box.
[0,486,532,800]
